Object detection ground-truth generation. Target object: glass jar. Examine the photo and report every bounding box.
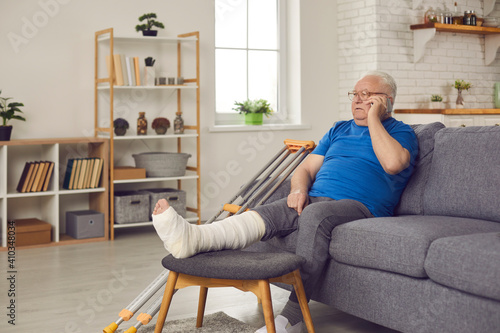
[464,10,477,26]
[174,114,184,134]
[137,112,147,135]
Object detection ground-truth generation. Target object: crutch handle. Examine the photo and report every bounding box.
[137,312,153,325]
[103,322,118,333]
[123,327,138,333]
[223,203,248,214]
[119,308,134,321]
[284,139,316,153]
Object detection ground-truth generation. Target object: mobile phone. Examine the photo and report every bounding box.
[370,98,393,113]
[386,98,393,113]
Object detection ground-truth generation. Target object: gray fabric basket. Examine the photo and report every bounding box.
[139,188,187,218]
[132,152,191,177]
[114,191,150,224]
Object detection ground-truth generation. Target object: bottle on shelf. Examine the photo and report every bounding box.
[174,113,184,134]
[137,112,148,135]
[453,2,462,25]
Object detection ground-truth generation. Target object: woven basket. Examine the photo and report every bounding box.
[132,152,191,177]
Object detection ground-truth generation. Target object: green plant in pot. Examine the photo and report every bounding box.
[233,99,274,125]
[0,90,26,141]
[454,79,471,108]
[113,118,129,136]
[152,117,170,135]
[135,13,165,37]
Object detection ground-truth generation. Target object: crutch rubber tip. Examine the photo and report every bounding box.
[124,327,138,333]
[102,322,118,333]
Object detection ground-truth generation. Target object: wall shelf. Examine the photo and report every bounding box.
[411,23,500,65]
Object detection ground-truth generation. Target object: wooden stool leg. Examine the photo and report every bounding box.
[258,279,276,333]
[291,269,315,333]
[196,286,208,328]
[154,271,179,333]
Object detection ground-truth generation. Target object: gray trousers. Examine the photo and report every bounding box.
[253,197,373,303]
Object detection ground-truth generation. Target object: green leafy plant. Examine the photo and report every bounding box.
[232,99,274,117]
[454,79,472,91]
[135,13,165,33]
[431,94,443,102]
[0,90,26,126]
[113,118,129,129]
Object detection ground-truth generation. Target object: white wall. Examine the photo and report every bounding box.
[0,0,338,219]
[337,0,500,120]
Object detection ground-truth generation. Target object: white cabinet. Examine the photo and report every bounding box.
[94,28,201,239]
[0,138,109,248]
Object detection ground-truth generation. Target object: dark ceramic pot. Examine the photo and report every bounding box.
[0,126,13,141]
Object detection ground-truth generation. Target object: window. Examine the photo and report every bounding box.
[215,0,286,125]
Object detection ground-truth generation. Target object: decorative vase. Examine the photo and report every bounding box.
[456,89,464,108]
[144,66,155,86]
[114,127,127,136]
[155,126,168,135]
[137,112,148,135]
[431,101,444,109]
[244,113,263,125]
[174,114,184,134]
[0,125,13,141]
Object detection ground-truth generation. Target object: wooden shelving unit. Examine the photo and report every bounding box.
[395,108,500,127]
[0,137,109,249]
[94,28,201,239]
[410,22,500,64]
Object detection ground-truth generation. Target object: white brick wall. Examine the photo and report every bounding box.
[338,0,500,120]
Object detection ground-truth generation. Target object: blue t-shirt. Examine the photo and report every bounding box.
[308,118,418,217]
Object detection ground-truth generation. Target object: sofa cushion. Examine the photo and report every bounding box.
[330,215,500,278]
[424,232,500,302]
[395,122,445,215]
[423,126,500,222]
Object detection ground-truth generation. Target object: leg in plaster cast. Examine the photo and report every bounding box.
[152,199,266,259]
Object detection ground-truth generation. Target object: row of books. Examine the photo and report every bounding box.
[106,54,141,86]
[63,158,104,190]
[16,161,55,193]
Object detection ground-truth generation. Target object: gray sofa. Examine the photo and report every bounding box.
[246,123,500,333]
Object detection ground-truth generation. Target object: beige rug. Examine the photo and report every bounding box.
[117,311,257,332]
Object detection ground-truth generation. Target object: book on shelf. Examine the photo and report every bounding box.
[62,157,104,190]
[133,57,141,86]
[16,161,55,193]
[107,54,144,87]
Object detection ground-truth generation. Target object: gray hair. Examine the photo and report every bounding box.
[359,70,397,101]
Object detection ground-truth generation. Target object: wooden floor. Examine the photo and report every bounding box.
[1,227,398,332]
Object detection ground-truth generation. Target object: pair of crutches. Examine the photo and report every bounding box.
[103,139,316,333]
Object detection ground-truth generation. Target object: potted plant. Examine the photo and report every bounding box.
[232,99,274,125]
[430,94,444,109]
[113,118,129,136]
[135,13,165,37]
[454,79,472,108]
[0,90,26,141]
[152,117,170,135]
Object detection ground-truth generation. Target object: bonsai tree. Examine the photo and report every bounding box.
[113,118,129,136]
[232,99,274,117]
[0,90,26,126]
[135,13,165,36]
[454,79,472,106]
[152,117,170,134]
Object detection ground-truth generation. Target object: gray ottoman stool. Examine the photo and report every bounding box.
[154,250,315,333]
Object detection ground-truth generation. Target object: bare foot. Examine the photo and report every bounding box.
[153,199,170,215]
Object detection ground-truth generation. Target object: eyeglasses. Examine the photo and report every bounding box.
[348,90,389,101]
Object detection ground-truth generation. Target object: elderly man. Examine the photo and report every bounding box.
[153,71,418,333]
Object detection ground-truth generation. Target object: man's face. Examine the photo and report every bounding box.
[351,76,392,126]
